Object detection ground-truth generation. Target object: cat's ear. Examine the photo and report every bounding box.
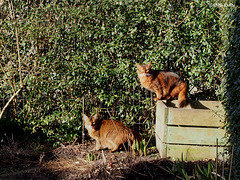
[92,114,98,121]
[136,63,141,69]
[82,114,89,122]
[136,63,143,70]
[146,62,152,69]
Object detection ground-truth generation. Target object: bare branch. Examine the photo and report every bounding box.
[10,0,23,87]
[0,88,22,119]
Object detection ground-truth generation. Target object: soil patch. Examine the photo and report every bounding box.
[0,142,213,179]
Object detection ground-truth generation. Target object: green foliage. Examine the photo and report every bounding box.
[167,156,191,180]
[87,152,97,161]
[223,0,240,178]
[167,158,227,180]
[132,139,147,156]
[194,162,215,179]
[0,0,234,146]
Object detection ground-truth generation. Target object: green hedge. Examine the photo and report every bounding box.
[223,0,240,178]
[0,0,234,146]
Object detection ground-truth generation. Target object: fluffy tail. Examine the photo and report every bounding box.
[125,129,142,145]
[131,129,142,143]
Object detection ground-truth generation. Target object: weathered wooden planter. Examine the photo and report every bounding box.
[155,100,226,161]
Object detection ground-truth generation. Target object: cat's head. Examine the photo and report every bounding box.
[83,114,99,131]
[136,62,152,73]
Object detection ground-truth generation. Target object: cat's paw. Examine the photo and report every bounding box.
[165,95,172,100]
[154,97,161,101]
[90,147,100,151]
[95,147,100,151]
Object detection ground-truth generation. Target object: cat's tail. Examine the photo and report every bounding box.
[128,129,142,144]
[132,130,142,143]
[178,81,188,108]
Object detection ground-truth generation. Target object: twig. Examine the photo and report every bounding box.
[82,96,85,144]
[222,148,225,179]
[0,0,26,120]
[10,0,23,87]
[145,131,153,149]
[0,88,22,119]
[144,162,153,179]
[101,150,106,164]
[211,172,225,179]
[104,169,110,175]
[229,145,234,180]
[216,138,218,180]
[130,168,148,177]
[71,138,78,146]
[115,176,126,179]
[157,165,185,180]
[0,73,28,120]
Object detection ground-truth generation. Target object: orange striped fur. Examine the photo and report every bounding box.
[136,62,188,108]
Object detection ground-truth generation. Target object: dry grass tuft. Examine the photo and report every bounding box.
[42,142,106,178]
[1,140,165,179]
[40,142,163,179]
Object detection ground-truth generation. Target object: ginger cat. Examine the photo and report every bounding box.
[136,62,188,108]
[83,114,142,152]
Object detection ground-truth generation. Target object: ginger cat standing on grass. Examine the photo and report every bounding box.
[83,114,142,152]
[136,62,188,108]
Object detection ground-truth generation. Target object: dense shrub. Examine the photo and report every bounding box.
[223,0,240,178]
[0,0,234,146]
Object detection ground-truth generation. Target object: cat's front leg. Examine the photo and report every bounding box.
[154,97,161,101]
[154,90,163,101]
[94,140,101,151]
[110,144,120,153]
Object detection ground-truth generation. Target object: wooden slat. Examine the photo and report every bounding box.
[164,100,224,111]
[155,133,167,158]
[155,101,168,143]
[168,108,224,127]
[155,100,226,160]
[190,101,223,111]
[156,134,226,161]
[166,144,226,161]
[167,126,226,145]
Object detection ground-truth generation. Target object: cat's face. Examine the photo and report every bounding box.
[136,62,152,77]
[136,62,152,73]
[83,114,99,131]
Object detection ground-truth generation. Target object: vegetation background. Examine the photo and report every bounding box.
[0,0,239,177]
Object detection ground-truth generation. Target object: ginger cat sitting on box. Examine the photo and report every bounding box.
[83,114,142,152]
[136,62,188,108]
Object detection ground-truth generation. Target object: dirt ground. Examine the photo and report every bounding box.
[0,140,180,180]
[0,141,215,180]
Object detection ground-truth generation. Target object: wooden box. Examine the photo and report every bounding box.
[155,100,226,161]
